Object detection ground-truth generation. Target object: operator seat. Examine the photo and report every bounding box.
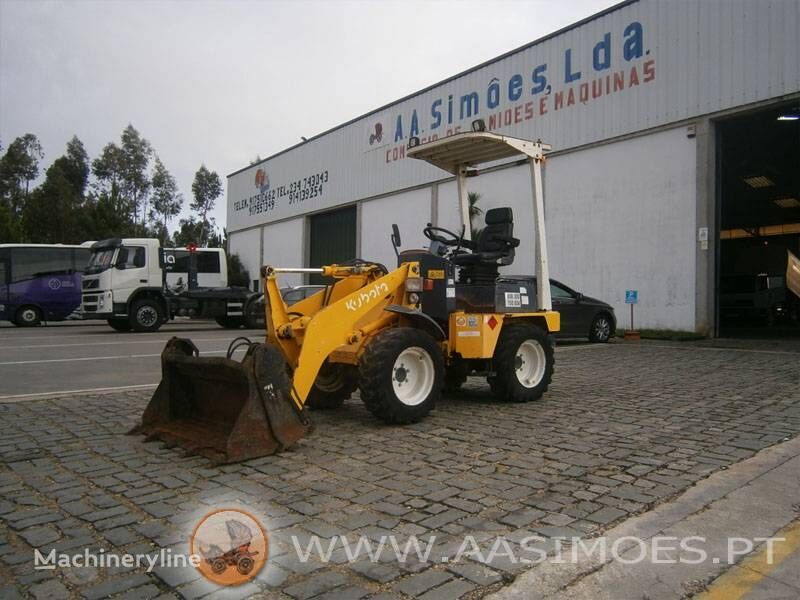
[452,207,519,284]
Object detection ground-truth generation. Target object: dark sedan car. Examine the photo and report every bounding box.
[548,279,616,342]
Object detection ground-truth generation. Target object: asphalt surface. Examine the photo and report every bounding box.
[0,320,265,399]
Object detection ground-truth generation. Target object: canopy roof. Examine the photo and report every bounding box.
[407,131,548,175]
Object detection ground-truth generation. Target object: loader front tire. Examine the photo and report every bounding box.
[358,328,444,424]
[306,362,357,410]
[489,322,554,403]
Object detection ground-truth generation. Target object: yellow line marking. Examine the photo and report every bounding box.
[697,519,800,600]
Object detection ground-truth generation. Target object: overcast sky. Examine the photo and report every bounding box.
[0,0,618,232]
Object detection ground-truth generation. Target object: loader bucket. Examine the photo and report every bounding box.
[130,337,311,464]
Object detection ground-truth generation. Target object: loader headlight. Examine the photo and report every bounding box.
[408,292,420,304]
[406,277,423,292]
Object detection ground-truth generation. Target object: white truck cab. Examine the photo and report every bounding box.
[81,238,252,332]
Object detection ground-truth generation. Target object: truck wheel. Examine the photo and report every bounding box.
[215,316,244,329]
[306,362,357,410]
[489,322,554,402]
[358,328,444,424]
[107,318,131,332]
[14,305,42,327]
[129,298,163,332]
[244,297,265,329]
[589,312,613,343]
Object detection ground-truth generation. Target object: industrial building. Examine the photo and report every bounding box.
[226,0,800,336]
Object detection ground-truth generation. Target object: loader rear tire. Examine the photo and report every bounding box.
[489,322,554,403]
[358,328,444,424]
[306,362,357,410]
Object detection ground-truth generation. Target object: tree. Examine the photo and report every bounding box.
[172,216,222,248]
[120,124,152,230]
[91,125,152,231]
[22,161,82,243]
[62,136,90,196]
[0,133,44,216]
[149,157,182,244]
[92,142,125,211]
[468,192,483,239]
[227,253,250,287]
[190,165,222,245]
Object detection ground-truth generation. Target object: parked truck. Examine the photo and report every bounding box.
[80,238,261,332]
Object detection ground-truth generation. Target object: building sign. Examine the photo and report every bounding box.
[380,22,654,164]
[227,0,800,232]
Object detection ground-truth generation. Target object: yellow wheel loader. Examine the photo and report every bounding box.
[131,122,560,463]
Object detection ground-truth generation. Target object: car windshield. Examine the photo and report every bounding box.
[86,248,116,274]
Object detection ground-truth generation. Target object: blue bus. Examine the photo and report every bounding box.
[0,244,91,326]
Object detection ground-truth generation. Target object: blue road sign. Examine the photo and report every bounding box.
[625,290,638,304]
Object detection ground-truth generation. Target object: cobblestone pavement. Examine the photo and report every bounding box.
[1,341,799,600]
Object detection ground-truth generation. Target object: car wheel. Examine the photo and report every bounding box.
[14,305,42,327]
[589,313,613,343]
[244,297,265,329]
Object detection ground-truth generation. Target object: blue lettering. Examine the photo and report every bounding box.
[508,74,523,101]
[430,99,442,129]
[447,94,453,124]
[410,109,419,137]
[564,48,581,83]
[623,22,643,60]
[394,115,403,142]
[531,64,548,95]
[593,33,611,70]
[487,78,500,109]
[459,92,479,119]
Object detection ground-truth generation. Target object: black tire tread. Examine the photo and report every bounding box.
[129,298,163,332]
[358,328,444,424]
[489,322,554,403]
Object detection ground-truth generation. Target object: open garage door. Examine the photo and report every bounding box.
[308,205,357,285]
[717,103,800,337]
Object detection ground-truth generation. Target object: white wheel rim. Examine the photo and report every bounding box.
[22,309,37,322]
[392,346,435,406]
[515,340,546,388]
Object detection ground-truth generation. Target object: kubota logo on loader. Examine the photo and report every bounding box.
[191,509,268,586]
[345,282,389,312]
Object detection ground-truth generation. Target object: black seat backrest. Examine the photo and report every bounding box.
[476,207,515,254]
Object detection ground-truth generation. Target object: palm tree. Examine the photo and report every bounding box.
[468,192,483,239]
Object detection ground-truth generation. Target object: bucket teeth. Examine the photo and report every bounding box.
[130,337,311,464]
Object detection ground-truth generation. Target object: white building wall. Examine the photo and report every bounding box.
[547,126,696,330]
[436,126,697,330]
[263,218,305,288]
[360,189,432,269]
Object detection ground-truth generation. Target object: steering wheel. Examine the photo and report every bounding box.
[423,225,462,247]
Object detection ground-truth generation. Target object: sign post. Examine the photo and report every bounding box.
[624,290,640,341]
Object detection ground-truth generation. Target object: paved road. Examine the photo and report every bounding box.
[1,340,798,599]
[0,321,266,399]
